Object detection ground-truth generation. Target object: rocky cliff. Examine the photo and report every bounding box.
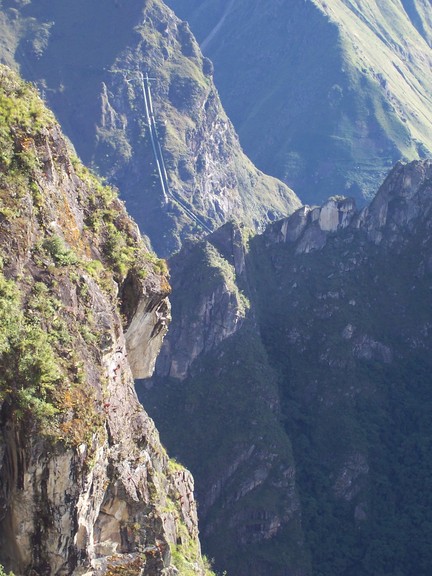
[142,158,432,575]
[143,224,309,576]
[167,0,432,206]
[0,0,300,256]
[0,65,212,576]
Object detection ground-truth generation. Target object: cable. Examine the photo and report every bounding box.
[109,68,213,235]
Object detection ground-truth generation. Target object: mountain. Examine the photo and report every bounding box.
[2,1,432,575]
[166,0,432,206]
[0,64,213,576]
[0,0,300,256]
[142,158,432,575]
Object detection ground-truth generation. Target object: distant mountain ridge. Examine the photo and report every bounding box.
[166,0,432,205]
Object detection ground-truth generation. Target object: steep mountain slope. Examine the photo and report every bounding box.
[166,0,432,205]
[0,0,299,256]
[142,159,432,575]
[0,65,213,576]
[142,225,309,575]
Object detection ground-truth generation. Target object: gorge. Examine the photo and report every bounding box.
[1,0,432,575]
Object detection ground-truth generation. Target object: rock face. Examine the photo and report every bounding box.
[0,0,300,256]
[154,223,249,380]
[122,270,172,379]
[267,196,357,253]
[0,66,211,576]
[166,0,432,206]
[142,159,432,575]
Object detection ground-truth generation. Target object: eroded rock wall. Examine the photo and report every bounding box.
[0,66,209,576]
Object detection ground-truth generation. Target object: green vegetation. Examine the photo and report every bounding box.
[0,564,14,576]
[155,459,216,575]
[71,157,168,281]
[43,235,79,267]
[0,268,104,445]
[205,243,249,316]
[168,503,216,576]
[0,65,54,143]
[0,270,61,424]
[0,65,55,220]
[103,221,137,278]
[170,546,214,576]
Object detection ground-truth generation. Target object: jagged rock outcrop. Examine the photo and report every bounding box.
[0,0,300,256]
[0,66,211,576]
[267,159,432,250]
[266,196,357,253]
[122,270,172,379]
[143,159,432,576]
[362,159,432,243]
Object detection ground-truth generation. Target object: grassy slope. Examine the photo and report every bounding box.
[166,0,432,204]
